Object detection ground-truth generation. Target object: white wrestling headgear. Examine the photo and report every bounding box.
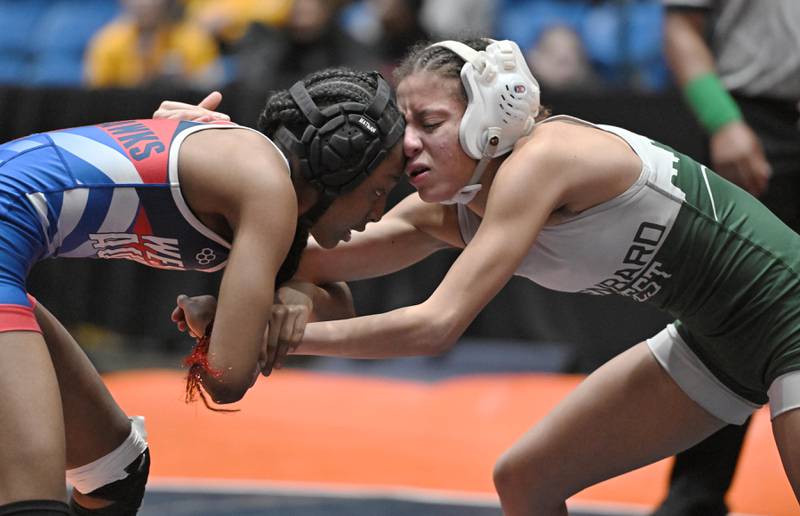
[430,39,540,204]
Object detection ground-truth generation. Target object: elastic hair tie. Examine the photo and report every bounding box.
[182,320,239,413]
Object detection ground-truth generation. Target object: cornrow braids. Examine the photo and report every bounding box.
[259,67,403,285]
[258,67,381,138]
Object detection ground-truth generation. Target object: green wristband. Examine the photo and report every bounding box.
[683,73,743,134]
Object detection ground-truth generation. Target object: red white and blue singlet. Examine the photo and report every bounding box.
[0,119,263,331]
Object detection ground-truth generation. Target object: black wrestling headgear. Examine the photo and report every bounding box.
[273,73,405,197]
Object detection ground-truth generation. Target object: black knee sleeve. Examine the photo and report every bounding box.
[70,448,150,516]
[0,500,71,515]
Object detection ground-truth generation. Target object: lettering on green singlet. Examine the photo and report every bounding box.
[581,221,672,302]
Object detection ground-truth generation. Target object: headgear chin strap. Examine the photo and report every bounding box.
[272,73,405,202]
[430,39,540,205]
[439,126,501,205]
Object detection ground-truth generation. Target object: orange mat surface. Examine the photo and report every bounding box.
[105,369,794,515]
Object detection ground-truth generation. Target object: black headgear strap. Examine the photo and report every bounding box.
[273,73,404,199]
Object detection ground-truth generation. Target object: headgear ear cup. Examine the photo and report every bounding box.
[273,74,405,197]
[431,39,540,160]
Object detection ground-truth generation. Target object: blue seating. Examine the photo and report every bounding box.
[580,1,667,89]
[0,0,49,54]
[29,0,120,86]
[0,54,28,85]
[0,0,50,84]
[0,0,120,86]
[494,0,668,91]
[495,0,589,51]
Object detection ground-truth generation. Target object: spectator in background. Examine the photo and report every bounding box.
[526,25,597,92]
[233,0,380,92]
[659,1,800,515]
[342,0,430,80]
[181,0,293,53]
[84,0,224,89]
[495,0,667,92]
[580,0,667,91]
[419,0,498,39]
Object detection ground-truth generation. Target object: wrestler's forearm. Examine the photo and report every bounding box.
[293,304,455,359]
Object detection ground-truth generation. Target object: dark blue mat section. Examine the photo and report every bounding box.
[139,489,642,516]
[141,492,500,516]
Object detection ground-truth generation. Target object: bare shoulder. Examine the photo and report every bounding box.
[183,127,291,192]
[517,119,637,165]
[183,126,287,178]
[498,122,581,188]
[505,118,642,213]
[178,126,296,229]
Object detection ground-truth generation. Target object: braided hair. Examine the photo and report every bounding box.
[259,68,404,285]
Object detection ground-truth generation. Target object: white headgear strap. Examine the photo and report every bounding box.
[430,39,540,204]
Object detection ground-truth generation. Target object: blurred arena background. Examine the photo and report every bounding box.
[0,0,795,514]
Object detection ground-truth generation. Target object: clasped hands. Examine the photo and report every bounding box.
[170,285,311,379]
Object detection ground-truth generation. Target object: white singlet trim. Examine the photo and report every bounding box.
[647,324,760,425]
[768,371,800,419]
[166,123,291,272]
[700,165,719,222]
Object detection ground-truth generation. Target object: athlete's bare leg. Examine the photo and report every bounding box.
[35,303,132,508]
[493,342,727,516]
[771,408,800,503]
[0,330,66,503]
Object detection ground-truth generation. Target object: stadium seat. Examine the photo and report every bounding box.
[29,0,120,86]
[580,1,668,90]
[494,0,590,51]
[0,0,49,84]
